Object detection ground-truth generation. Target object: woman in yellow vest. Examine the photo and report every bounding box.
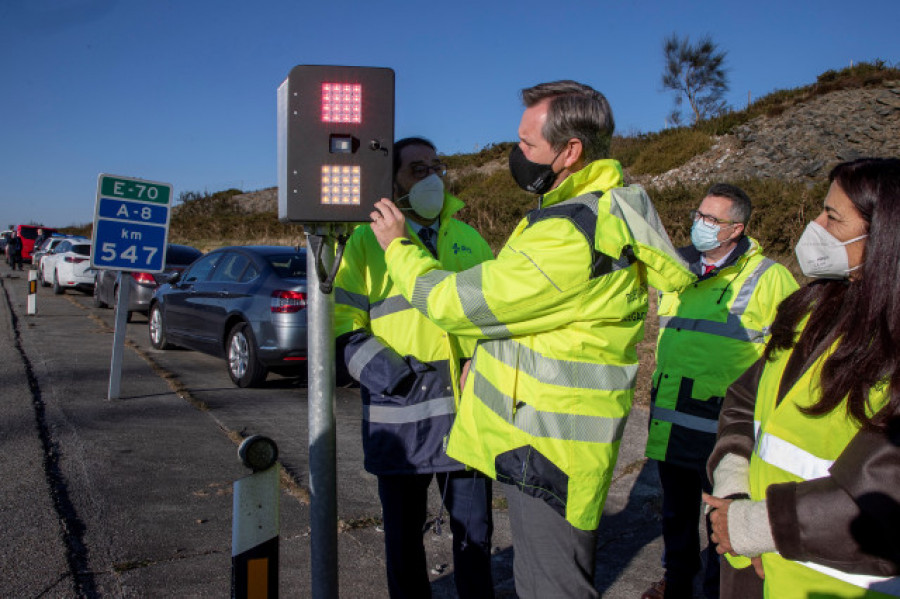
[704,157,900,599]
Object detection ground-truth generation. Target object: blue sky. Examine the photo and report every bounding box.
[1,0,897,228]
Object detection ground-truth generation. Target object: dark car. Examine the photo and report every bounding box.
[148,246,308,387]
[94,243,203,321]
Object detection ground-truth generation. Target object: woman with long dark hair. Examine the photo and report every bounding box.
[703,158,900,598]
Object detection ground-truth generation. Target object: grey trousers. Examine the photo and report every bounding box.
[504,485,600,599]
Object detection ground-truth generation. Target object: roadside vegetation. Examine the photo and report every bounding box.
[60,60,896,261]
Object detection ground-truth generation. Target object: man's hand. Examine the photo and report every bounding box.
[370,199,407,250]
[460,359,472,390]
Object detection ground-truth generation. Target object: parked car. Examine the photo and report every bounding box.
[39,239,94,294]
[93,243,203,322]
[0,230,11,252]
[33,234,77,268]
[148,246,308,387]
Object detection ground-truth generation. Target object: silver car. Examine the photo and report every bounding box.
[148,246,308,387]
[93,243,203,321]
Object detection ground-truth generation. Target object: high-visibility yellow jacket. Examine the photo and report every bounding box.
[383,159,694,530]
[744,331,899,598]
[646,237,798,468]
[334,192,494,475]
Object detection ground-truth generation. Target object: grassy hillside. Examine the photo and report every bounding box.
[62,60,897,262]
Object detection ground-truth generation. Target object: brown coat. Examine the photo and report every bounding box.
[709,349,900,594]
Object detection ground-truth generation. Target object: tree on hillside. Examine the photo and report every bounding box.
[662,33,729,125]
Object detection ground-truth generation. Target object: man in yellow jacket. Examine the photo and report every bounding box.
[334,137,496,599]
[642,184,798,599]
[370,81,694,598]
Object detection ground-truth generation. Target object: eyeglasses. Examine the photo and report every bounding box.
[691,210,736,227]
[410,162,447,179]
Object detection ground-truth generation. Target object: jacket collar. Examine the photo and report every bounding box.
[539,159,624,209]
[680,236,760,278]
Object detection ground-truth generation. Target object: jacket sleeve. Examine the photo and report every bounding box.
[708,356,765,479]
[383,216,612,339]
[767,402,900,575]
[333,229,417,394]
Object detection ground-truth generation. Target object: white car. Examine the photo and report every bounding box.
[41,239,94,294]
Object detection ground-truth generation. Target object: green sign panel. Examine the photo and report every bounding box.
[100,175,171,205]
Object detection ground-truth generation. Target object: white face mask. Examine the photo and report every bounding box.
[396,173,444,220]
[794,220,867,279]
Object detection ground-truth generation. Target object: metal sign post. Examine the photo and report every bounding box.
[92,174,172,400]
[305,229,339,599]
[277,65,394,599]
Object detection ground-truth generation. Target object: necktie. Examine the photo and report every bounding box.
[419,227,437,257]
[703,263,716,275]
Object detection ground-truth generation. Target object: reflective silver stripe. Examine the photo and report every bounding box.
[650,405,719,434]
[335,287,369,311]
[410,270,453,316]
[755,432,834,480]
[456,265,512,337]
[370,295,412,320]
[796,560,900,595]
[731,258,775,317]
[347,336,387,381]
[363,396,456,424]
[560,193,599,215]
[474,375,627,443]
[658,257,777,343]
[659,315,767,343]
[481,338,637,391]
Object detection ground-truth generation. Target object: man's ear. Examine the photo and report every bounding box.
[562,138,583,169]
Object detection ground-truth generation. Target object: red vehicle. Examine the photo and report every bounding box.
[17,225,58,261]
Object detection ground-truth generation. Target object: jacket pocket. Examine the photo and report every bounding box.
[495,445,568,519]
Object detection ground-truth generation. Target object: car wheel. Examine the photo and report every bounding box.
[52,271,64,295]
[148,304,171,350]
[226,322,267,388]
[93,277,108,308]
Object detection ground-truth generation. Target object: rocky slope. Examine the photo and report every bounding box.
[633,80,900,188]
[233,80,900,211]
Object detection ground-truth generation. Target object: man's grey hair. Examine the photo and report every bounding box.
[707,182,752,225]
[521,80,615,162]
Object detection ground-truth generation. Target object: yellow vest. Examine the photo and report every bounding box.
[746,333,898,598]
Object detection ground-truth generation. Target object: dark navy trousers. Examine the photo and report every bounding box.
[658,461,720,599]
[377,471,494,599]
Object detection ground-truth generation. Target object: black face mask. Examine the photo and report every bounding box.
[508,145,562,195]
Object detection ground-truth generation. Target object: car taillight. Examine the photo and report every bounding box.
[271,290,307,313]
[65,256,88,263]
[131,272,156,285]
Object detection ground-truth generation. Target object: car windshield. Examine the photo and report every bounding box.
[266,254,306,278]
[72,244,91,257]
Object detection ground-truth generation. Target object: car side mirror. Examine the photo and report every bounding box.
[163,271,181,285]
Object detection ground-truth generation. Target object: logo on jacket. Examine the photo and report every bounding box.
[452,243,472,255]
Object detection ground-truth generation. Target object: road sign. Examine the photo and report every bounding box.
[92,174,172,274]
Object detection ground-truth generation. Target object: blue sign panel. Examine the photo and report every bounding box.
[98,197,168,225]
[92,174,172,274]
[93,220,168,271]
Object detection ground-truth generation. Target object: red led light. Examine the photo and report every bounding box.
[322,82,362,123]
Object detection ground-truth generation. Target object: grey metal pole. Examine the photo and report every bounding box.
[305,227,338,599]
[108,271,131,400]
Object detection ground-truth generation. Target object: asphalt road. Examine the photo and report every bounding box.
[0,266,672,598]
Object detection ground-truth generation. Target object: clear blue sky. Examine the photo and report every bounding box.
[1,0,897,228]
